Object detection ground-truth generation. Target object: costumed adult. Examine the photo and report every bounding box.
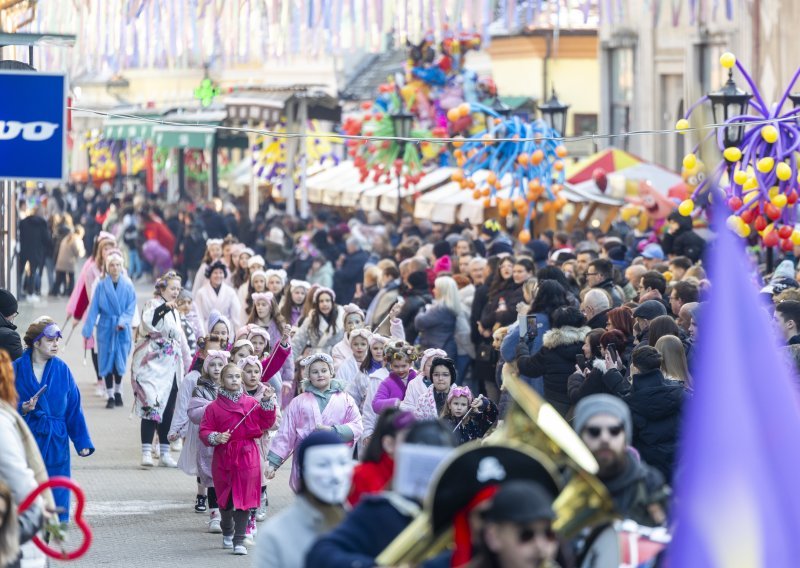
[131,271,192,467]
[66,231,118,397]
[81,249,137,409]
[255,431,354,568]
[13,318,94,522]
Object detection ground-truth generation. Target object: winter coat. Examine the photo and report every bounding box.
[372,369,418,414]
[81,275,137,377]
[661,217,705,262]
[398,288,432,343]
[307,261,335,289]
[500,312,551,386]
[55,233,84,272]
[268,381,362,492]
[516,326,590,412]
[443,398,499,445]
[367,280,402,336]
[567,358,615,403]
[624,369,685,482]
[188,377,218,487]
[194,282,242,334]
[413,384,453,420]
[347,365,388,438]
[399,375,431,414]
[199,391,277,510]
[0,312,23,360]
[348,453,394,507]
[292,309,345,357]
[170,371,200,476]
[414,304,458,359]
[334,249,370,305]
[331,318,404,372]
[593,279,623,308]
[18,215,51,266]
[305,493,417,568]
[480,280,524,330]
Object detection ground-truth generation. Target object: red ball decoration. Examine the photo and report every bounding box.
[728,196,743,211]
[763,231,779,248]
[740,209,755,224]
[765,203,781,221]
[754,215,767,231]
[782,238,795,252]
[779,225,794,239]
[788,190,799,205]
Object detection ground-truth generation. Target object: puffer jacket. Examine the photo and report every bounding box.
[516,325,590,408]
[625,368,685,483]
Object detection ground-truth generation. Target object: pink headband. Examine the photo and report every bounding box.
[203,350,230,373]
[343,303,365,319]
[250,270,267,283]
[349,329,372,343]
[368,333,390,347]
[247,327,271,344]
[420,348,447,373]
[235,324,255,340]
[313,286,336,303]
[237,355,262,371]
[247,255,265,268]
[251,292,274,304]
[206,238,223,247]
[265,269,287,284]
[232,339,254,352]
[97,231,116,243]
[105,248,124,267]
[290,279,311,290]
[448,386,473,404]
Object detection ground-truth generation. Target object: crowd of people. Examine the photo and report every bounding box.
[4,181,799,567]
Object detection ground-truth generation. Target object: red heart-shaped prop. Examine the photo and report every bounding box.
[18,477,92,561]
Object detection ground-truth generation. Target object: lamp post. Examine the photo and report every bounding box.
[538,88,570,136]
[707,69,752,147]
[788,93,800,126]
[390,110,414,221]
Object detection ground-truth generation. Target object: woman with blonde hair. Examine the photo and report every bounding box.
[655,334,693,390]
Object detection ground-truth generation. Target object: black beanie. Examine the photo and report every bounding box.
[433,240,452,259]
[0,290,17,318]
[408,270,429,291]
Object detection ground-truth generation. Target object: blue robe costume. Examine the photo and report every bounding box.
[81,275,136,377]
[14,352,94,521]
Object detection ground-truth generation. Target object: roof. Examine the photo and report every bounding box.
[339,50,407,102]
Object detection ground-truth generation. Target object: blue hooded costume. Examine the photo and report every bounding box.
[14,351,94,520]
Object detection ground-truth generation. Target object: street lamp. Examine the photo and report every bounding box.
[538,88,570,136]
[788,93,800,126]
[491,97,512,119]
[707,69,752,147]
[390,110,415,221]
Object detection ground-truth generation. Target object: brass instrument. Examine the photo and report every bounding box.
[376,364,616,566]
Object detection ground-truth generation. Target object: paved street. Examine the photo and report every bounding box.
[16,283,294,567]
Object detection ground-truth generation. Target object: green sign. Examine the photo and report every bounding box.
[103,121,154,140]
[195,77,221,107]
[153,127,215,149]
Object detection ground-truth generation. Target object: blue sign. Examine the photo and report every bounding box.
[0,71,67,181]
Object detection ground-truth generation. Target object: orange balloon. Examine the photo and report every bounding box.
[451,170,464,183]
[456,157,466,167]
[555,145,568,158]
[472,189,482,200]
[518,229,531,244]
[494,180,504,190]
[531,149,544,165]
[487,172,497,186]
[459,103,471,118]
[518,153,530,167]
[453,149,464,159]
[541,202,552,213]
[447,108,460,122]
[466,179,476,189]
[482,134,494,146]
[514,197,527,210]
[498,199,511,217]
[482,197,492,208]
[554,160,564,171]
[453,136,465,148]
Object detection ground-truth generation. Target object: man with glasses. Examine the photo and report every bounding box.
[586,259,623,308]
[574,394,670,527]
[0,289,22,360]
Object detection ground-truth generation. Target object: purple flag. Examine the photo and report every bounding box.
[669,213,800,565]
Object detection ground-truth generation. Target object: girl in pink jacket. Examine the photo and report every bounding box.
[371,340,419,414]
[200,363,277,556]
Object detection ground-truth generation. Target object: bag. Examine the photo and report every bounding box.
[476,342,494,363]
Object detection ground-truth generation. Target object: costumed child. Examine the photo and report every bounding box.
[247,292,295,406]
[400,348,447,413]
[291,287,344,358]
[238,356,281,533]
[264,269,287,301]
[331,303,405,371]
[188,350,229,533]
[371,340,418,415]
[205,311,232,351]
[81,248,137,409]
[441,386,498,445]
[177,289,202,353]
[278,280,312,326]
[168,333,225,512]
[335,328,372,389]
[195,260,242,333]
[199,363,278,556]
[231,339,254,364]
[232,247,254,290]
[267,353,363,494]
[193,238,224,293]
[247,325,293,398]
[347,334,390,453]
[413,357,458,420]
[240,269,268,324]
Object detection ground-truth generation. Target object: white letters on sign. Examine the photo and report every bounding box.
[0,121,60,141]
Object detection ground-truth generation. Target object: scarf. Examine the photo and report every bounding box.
[218,388,243,403]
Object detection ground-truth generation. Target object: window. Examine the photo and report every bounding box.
[609,46,635,149]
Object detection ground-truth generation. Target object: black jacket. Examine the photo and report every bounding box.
[516,325,590,408]
[586,309,609,330]
[480,280,524,330]
[0,313,22,360]
[567,359,614,403]
[399,288,432,343]
[333,249,369,305]
[662,216,705,262]
[593,278,623,307]
[625,369,685,482]
[18,215,51,266]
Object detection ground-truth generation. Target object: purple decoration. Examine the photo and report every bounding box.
[668,199,800,565]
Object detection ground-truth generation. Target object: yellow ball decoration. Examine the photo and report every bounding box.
[675,119,690,133]
[792,230,800,246]
[762,125,779,144]
[777,162,792,181]
[757,157,775,173]
[682,154,697,170]
[733,170,748,185]
[743,190,759,204]
[769,186,780,198]
[720,52,736,69]
[772,194,788,208]
[740,223,751,238]
[723,147,742,162]
[726,215,742,233]
[743,177,758,191]
[678,199,694,216]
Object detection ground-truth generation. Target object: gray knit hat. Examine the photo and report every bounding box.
[573,394,632,441]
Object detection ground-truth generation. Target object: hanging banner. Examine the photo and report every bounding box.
[0,71,67,181]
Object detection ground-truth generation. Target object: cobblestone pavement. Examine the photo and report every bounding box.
[16,285,294,568]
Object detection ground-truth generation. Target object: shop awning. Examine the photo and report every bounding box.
[153,125,216,150]
[103,119,156,141]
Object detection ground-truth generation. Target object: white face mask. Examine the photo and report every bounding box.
[302,445,354,505]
